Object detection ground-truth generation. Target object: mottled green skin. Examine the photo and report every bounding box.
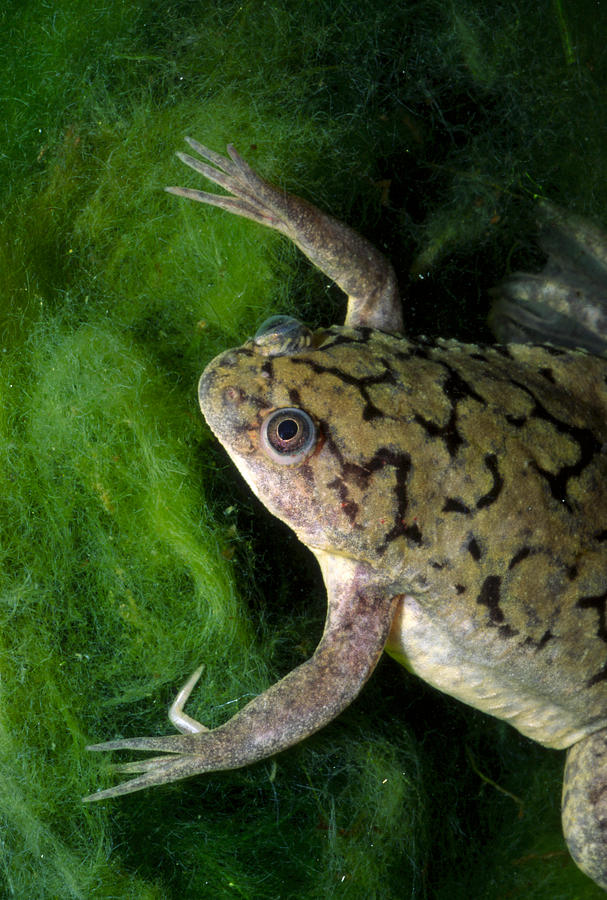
[86,140,607,893]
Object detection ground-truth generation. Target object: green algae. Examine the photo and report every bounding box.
[1,0,606,896]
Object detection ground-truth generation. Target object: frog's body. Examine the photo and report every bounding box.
[203,323,607,752]
[86,140,607,891]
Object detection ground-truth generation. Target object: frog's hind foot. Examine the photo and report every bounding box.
[562,727,607,890]
[168,664,208,735]
[489,201,607,355]
[83,665,209,802]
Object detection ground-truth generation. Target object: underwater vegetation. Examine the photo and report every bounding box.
[0,0,606,897]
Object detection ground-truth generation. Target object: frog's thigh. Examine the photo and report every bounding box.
[562,727,607,889]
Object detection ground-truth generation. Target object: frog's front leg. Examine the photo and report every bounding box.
[562,728,607,889]
[84,564,401,801]
[166,138,402,332]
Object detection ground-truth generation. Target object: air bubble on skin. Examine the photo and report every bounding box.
[253,316,313,356]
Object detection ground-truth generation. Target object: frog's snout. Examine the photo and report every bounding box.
[198,362,217,410]
[198,350,240,410]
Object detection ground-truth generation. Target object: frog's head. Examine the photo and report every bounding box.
[199,316,338,550]
[203,315,413,565]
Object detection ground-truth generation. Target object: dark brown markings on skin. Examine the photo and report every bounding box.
[505,413,527,427]
[590,782,607,809]
[509,376,602,511]
[242,391,275,413]
[288,387,303,406]
[364,448,421,553]
[577,590,607,693]
[320,425,360,524]
[477,575,502,621]
[442,364,486,406]
[541,344,567,356]
[399,337,483,363]
[493,345,515,360]
[587,664,607,687]
[392,341,432,365]
[322,438,414,538]
[413,363,484,458]
[537,629,554,649]
[523,629,554,650]
[342,460,378,488]
[290,356,397,421]
[468,537,482,560]
[394,346,421,364]
[411,344,431,359]
[321,428,370,491]
[477,575,520,638]
[413,407,463,457]
[509,546,531,569]
[261,359,274,378]
[320,436,406,529]
[443,497,471,514]
[300,358,398,422]
[298,462,316,488]
[326,474,359,525]
[578,591,607,642]
[567,564,579,580]
[319,327,375,350]
[476,453,503,509]
[455,584,467,594]
[594,529,607,542]
[539,367,555,383]
[217,347,255,369]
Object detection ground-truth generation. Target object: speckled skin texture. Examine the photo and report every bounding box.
[563,729,607,888]
[85,140,607,892]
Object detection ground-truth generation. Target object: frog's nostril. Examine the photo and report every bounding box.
[224,385,244,405]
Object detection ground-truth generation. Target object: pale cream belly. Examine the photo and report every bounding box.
[385,594,603,750]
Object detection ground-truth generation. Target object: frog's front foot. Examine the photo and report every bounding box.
[489,201,607,355]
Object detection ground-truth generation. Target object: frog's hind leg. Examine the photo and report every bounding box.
[562,727,607,889]
[489,202,607,355]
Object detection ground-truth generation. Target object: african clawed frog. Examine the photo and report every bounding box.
[86,139,607,892]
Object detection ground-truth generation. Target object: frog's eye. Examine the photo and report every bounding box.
[260,408,317,465]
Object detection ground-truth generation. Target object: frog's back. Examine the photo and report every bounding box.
[344,333,607,750]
